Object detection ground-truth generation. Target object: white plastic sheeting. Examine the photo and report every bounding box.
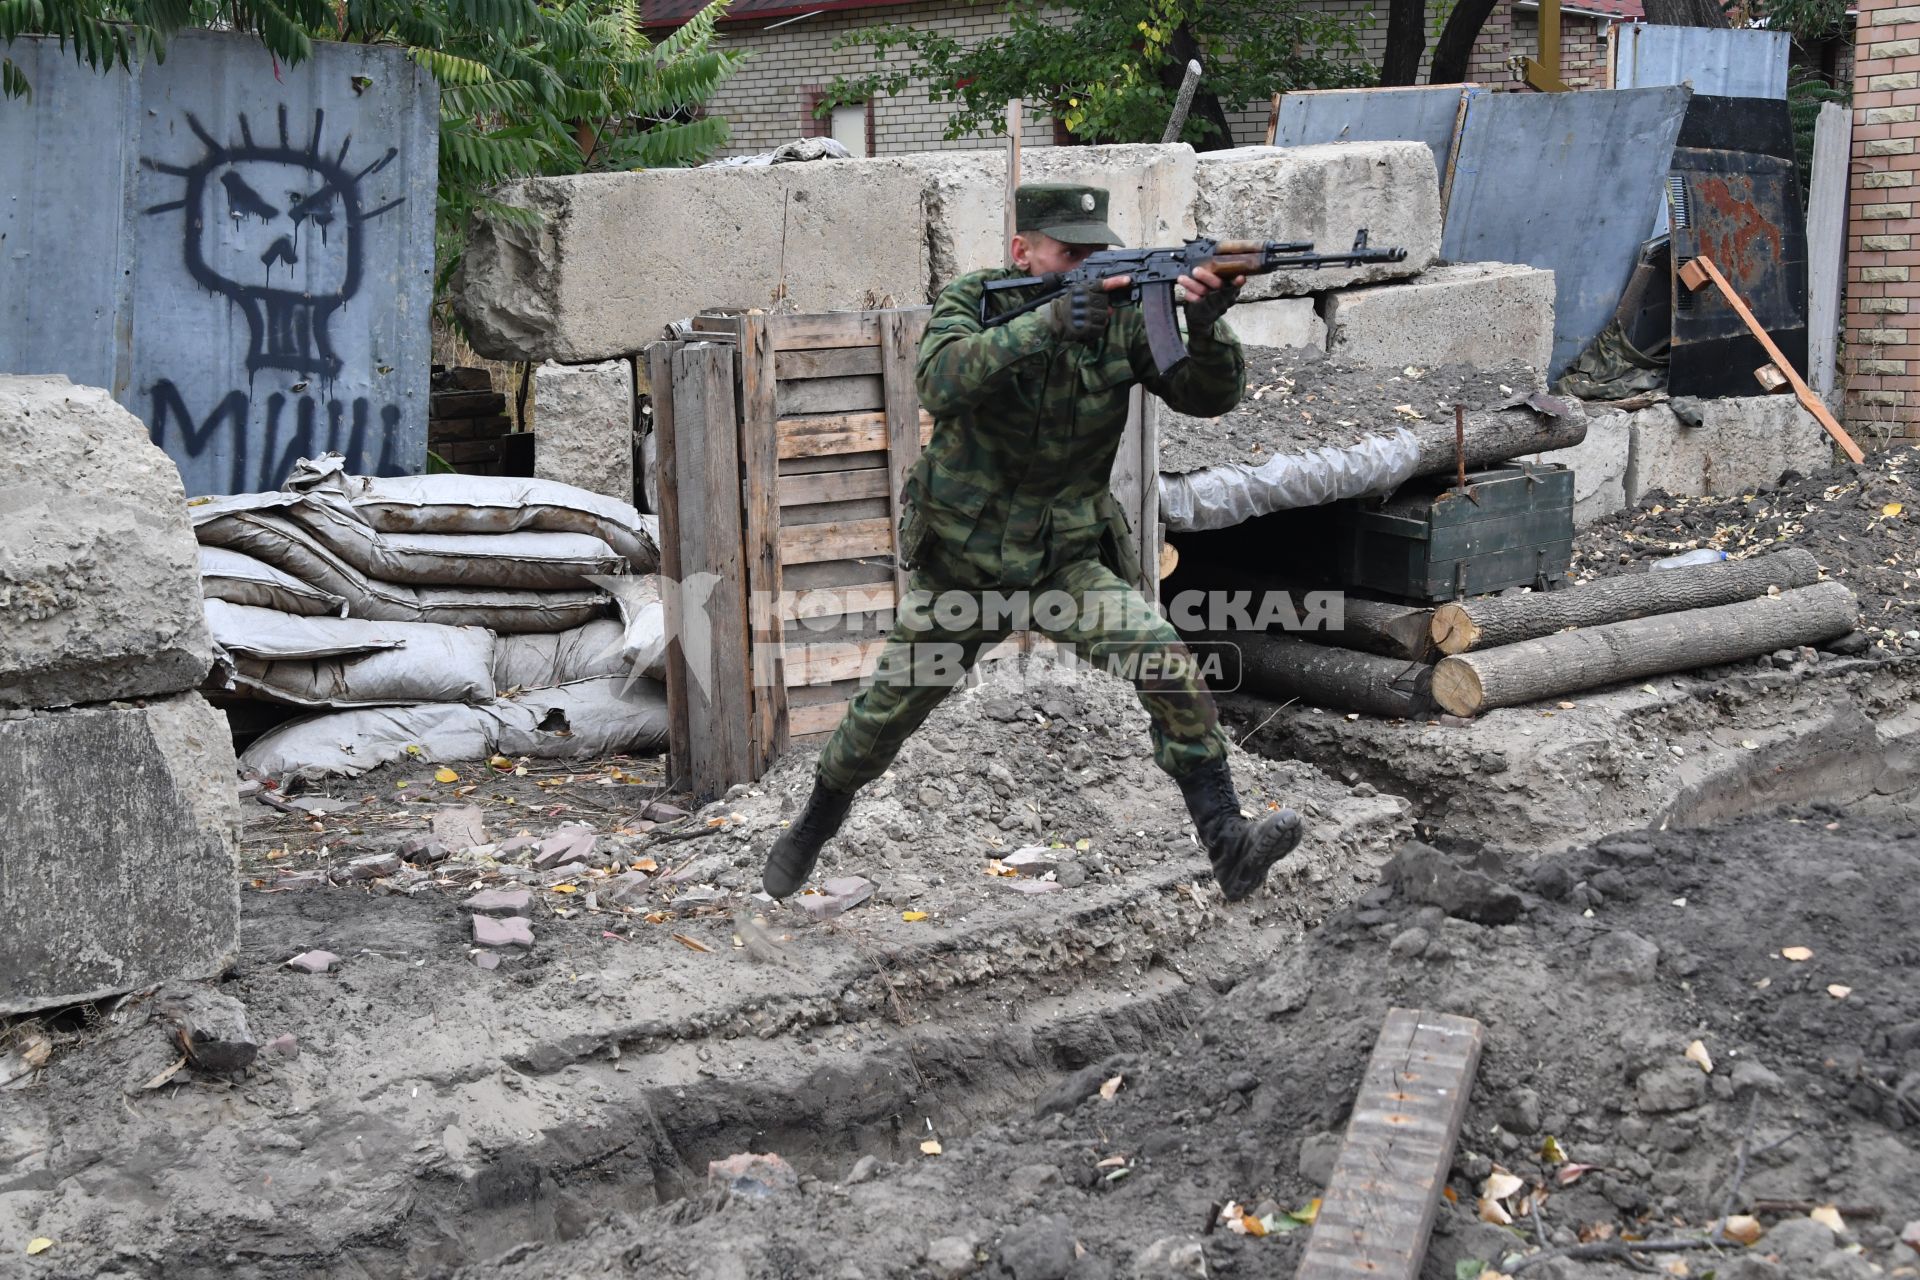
[240,676,671,778]
[1157,427,1423,533]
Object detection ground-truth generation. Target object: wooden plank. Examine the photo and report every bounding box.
[1295,1008,1484,1280]
[1263,91,1281,147]
[1439,86,1473,222]
[669,341,754,800]
[779,410,934,460]
[692,313,745,340]
[1005,97,1022,267]
[644,340,692,791]
[776,347,883,380]
[784,637,890,686]
[782,495,892,527]
[780,559,898,591]
[738,312,787,773]
[781,449,888,478]
[768,312,880,350]
[779,467,891,507]
[880,308,930,601]
[780,582,899,623]
[776,374,886,417]
[1678,255,1865,464]
[779,517,893,566]
[788,699,853,737]
[1805,102,1850,403]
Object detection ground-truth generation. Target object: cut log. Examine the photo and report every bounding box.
[1333,597,1435,662]
[154,986,259,1074]
[1430,549,1822,655]
[1431,580,1857,716]
[1201,630,1434,719]
[1168,563,1432,661]
[1408,396,1587,479]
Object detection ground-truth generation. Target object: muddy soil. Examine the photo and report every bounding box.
[1575,443,1920,651]
[1159,347,1541,474]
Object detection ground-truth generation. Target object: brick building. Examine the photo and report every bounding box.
[1846,0,1920,443]
[643,0,1642,159]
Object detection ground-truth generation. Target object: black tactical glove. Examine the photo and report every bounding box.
[1185,279,1241,336]
[1042,282,1113,344]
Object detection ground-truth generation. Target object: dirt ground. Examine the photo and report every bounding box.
[1158,347,1542,474]
[5,644,1918,1280]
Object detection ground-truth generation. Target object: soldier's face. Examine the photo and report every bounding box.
[1013,232,1098,274]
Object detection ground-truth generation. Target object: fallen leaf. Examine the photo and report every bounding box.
[434,767,459,783]
[631,858,658,873]
[1659,1261,1689,1277]
[1885,503,1904,517]
[1240,1213,1268,1237]
[1685,1040,1714,1073]
[1096,1155,1128,1168]
[920,1139,942,1156]
[1810,1205,1846,1233]
[669,933,712,954]
[1478,1196,1513,1225]
[1555,1163,1598,1186]
[141,1055,188,1091]
[1781,946,1814,962]
[550,884,578,894]
[1293,1198,1321,1224]
[488,755,513,770]
[1482,1171,1524,1201]
[1454,1261,1485,1280]
[1720,1214,1764,1245]
[1557,701,1577,710]
[404,744,423,758]
[27,1238,52,1255]
[1828,984,1852,999]
[1540,1135,1567,1164]
[1442,1185,1460,1202]
[901,910,929,922]
[1099,1074,1124,1101]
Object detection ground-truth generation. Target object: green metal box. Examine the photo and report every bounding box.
[1334,464,1574,602]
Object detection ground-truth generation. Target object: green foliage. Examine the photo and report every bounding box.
[4,0,744,301]
[1754,0,1849,42]
[1787,66,1848,203]
[822,0,1370,146]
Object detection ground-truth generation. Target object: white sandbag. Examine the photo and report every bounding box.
[491,619,630,691]
[289,458,660,571]
[204,601,496,707]
[239,676,670,778]
[199,546,347,617]
[204,600,408,661]
[282,489,626,590]
[594,574,668,679]
[196,509,609,633]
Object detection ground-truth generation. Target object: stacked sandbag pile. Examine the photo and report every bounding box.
[191,455,671,778]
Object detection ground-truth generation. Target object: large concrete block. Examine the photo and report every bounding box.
[453,161,931,363]
[0,693,241,1014]
[905,144,1199,288]
[1531,409,1631,527]
[1626,397,1836,503]
[0,375,213,709]
[1193,143,1440,299]
[1322,263,1555,373]
[533,359,635,504]
[1224,297,1326,350]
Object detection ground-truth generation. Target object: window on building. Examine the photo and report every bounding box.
[830,103,872,158]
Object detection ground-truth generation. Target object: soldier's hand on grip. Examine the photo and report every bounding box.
[1043,280,1113,344]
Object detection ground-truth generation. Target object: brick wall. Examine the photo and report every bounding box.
[1845,1,1920,445]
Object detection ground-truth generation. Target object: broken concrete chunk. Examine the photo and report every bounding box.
[473,951,501,971]
[535,824,596,869]
[336,852,403,882]
[1585,930,1660,988]
[996,1214,1077,1280]
[264,1033,299,1059]
[642,800,690,823]
[533,359,635,504]
[1383,841,1524,924]
[0,694,240,1015]
[1132,1236,1209,1279]
[431,805,488,852]
[998,878,1065,895]
[1635,1061,1708,1113]
[400,835,447,866]
[285,950,341,974]
[926,1235,978,1280]
[707,1151,798,1199]
[1324,262,1554,373]
[797,876,876,921]
[459,888,533,918]
[472,914,534,949]
[605,871,652,909]
[0,376,214,709]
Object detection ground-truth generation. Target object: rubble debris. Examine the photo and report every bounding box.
[155,986,259,1074]
[707,1151,798,1199]
[472,915,534,949]
[285,950,341,974]
[460,888,533,918]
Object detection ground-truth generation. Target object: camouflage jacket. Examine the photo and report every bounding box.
[906,268,1246,589]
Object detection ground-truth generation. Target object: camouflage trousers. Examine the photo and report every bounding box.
[813,558,1229,794]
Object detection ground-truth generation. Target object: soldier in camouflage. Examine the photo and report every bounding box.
[762,183,1304,903]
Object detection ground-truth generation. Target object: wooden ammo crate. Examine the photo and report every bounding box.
[648,309,1161,801]
[1334,464,1574,602]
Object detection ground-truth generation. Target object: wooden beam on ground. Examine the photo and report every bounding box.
[1429,548,1822,655]
[1431,580,1858,716]
[1678,255,1865,464]
[1296,1008,1484,1280]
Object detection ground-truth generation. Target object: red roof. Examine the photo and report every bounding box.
[643,0,921,28]
[1515,0,1645,19]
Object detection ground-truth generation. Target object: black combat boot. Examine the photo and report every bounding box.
[1177,760,1304,901]
[762,779,859,899]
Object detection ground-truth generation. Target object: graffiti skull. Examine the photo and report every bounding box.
[144,105,402,381]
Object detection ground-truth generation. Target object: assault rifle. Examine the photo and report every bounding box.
[980,231,1408,376]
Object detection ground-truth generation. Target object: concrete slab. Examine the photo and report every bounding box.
[1529,408,1631,527]
[1625,396,1836,503]
[1193,143,1440,299]
[1224,297,1326,351]
[532,359,635,504]
[906,144,1198,289]
[0,375,213,709]
[453,161,931,363]
[0,693,241,1014]
[1323,262,1555,373]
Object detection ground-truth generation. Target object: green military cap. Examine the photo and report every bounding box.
[1014,183,1120,246]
